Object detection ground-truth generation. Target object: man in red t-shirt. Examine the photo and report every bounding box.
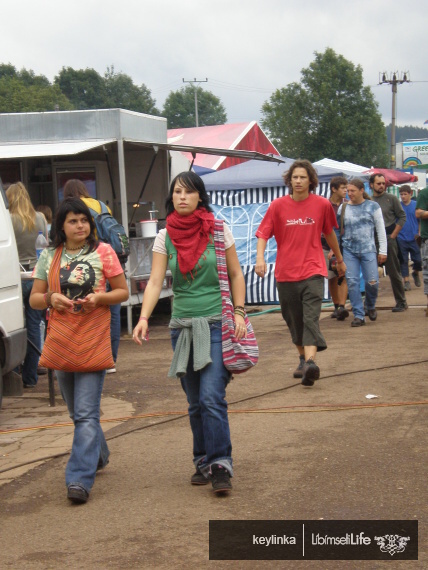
[255,160,346,387]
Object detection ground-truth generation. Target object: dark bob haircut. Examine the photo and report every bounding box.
[53,197,98,253]
[282,159,319,194]
[165,171,213,216]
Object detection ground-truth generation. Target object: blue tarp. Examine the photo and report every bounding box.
[202,156,343,191]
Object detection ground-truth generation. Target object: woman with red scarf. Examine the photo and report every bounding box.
[133,171,247,494]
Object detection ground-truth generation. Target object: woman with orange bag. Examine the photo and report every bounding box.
[30,197,128,504]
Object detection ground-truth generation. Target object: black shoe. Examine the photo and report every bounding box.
[67,485,89,504]
[191,469,209,485]
[301,359,320,386]
[404,281,411,291]
[336,307,349,321]
[23,383,36,389]
[392,302,408,313]
[330,308,339,319]
[367,309,377,321]
[293,356,305,378]
[96,457,110,472]
[351,318,365,327]
[210,464,232,493]
[412,271,421,287]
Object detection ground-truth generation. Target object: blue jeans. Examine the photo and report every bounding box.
[109,303,121,363]
[56,370,110,493]
[171,323,233,477]
[397,238,422,276]
[22,280,44,386]
[107,282,121,363]
[343,249,379,320]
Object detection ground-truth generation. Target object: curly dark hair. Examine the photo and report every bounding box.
[165,171,213,216]
[282,159,319,194]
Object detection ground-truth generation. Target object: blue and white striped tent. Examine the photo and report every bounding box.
[202,158,344,304]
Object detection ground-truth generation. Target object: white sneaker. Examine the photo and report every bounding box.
[106,368,116,374]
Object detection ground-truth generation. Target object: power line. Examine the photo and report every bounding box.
[182,77,208,127]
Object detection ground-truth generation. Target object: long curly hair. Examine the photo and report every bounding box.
[6,182,37,231]
[282,159,319,194]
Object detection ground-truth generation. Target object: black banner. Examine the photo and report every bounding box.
[209,520,418,560]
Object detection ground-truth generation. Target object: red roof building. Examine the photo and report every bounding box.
[167,122,279,171]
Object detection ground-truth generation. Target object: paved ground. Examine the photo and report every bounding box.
[0,276,427,569]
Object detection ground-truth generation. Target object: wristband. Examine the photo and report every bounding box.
[336,259,344,264]
[44,291,54,308]
[139,316,149,322]
[234,305,245,311]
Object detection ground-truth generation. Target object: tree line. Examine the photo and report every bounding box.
[1,50,426,168]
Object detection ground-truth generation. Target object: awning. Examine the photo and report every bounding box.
[0,139,116,159]
[123,139,285,164]
[0,137,285,164]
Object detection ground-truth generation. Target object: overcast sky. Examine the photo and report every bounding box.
[2,0,427,128]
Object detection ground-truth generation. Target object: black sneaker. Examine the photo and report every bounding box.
[404,281,411,291]
[330,308,339,319]
[412,271,421,287]
[191,469,209,485]
[210,464,232,493]
[367,309,377,321]
[301,359,320,386]
[336,307,349,321]
[392,302,408,313]
[351,318,365,327]
[67,485,89,504]
[293,356,305,378]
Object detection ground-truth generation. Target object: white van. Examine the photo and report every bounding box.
[0,181,27,408]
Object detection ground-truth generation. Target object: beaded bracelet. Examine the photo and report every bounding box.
[234,305,245,311]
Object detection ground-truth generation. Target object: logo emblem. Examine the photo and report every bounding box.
[374,535,410,556]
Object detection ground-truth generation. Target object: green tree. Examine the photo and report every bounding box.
[55,67,107,109]
[261,48,388,167]
[385,124,428,143]
[162,85,227,128]
[103,66,159,115]
[0,65,73,113]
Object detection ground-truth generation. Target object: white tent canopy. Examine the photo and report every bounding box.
[314,158,370,180]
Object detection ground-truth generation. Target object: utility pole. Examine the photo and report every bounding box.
[182,78,208,127]
[379,71,410,168]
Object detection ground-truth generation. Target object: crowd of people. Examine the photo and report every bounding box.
[6,161,427,505]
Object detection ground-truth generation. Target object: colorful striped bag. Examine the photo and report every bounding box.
[213,220,259,374]
[39,246,114,372]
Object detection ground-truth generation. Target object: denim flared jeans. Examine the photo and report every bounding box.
[171,322,233,477]
[56,370,110,493]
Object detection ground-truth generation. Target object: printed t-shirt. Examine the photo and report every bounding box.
[33,242,123,300]
[153,224,235,319]
[255,194,337,282]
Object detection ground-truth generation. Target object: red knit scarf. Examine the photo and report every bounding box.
[166,209,215,276]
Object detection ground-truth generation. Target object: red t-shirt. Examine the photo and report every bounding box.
[255,194,338,282]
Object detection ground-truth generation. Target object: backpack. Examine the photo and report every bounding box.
[87,201,130,264]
